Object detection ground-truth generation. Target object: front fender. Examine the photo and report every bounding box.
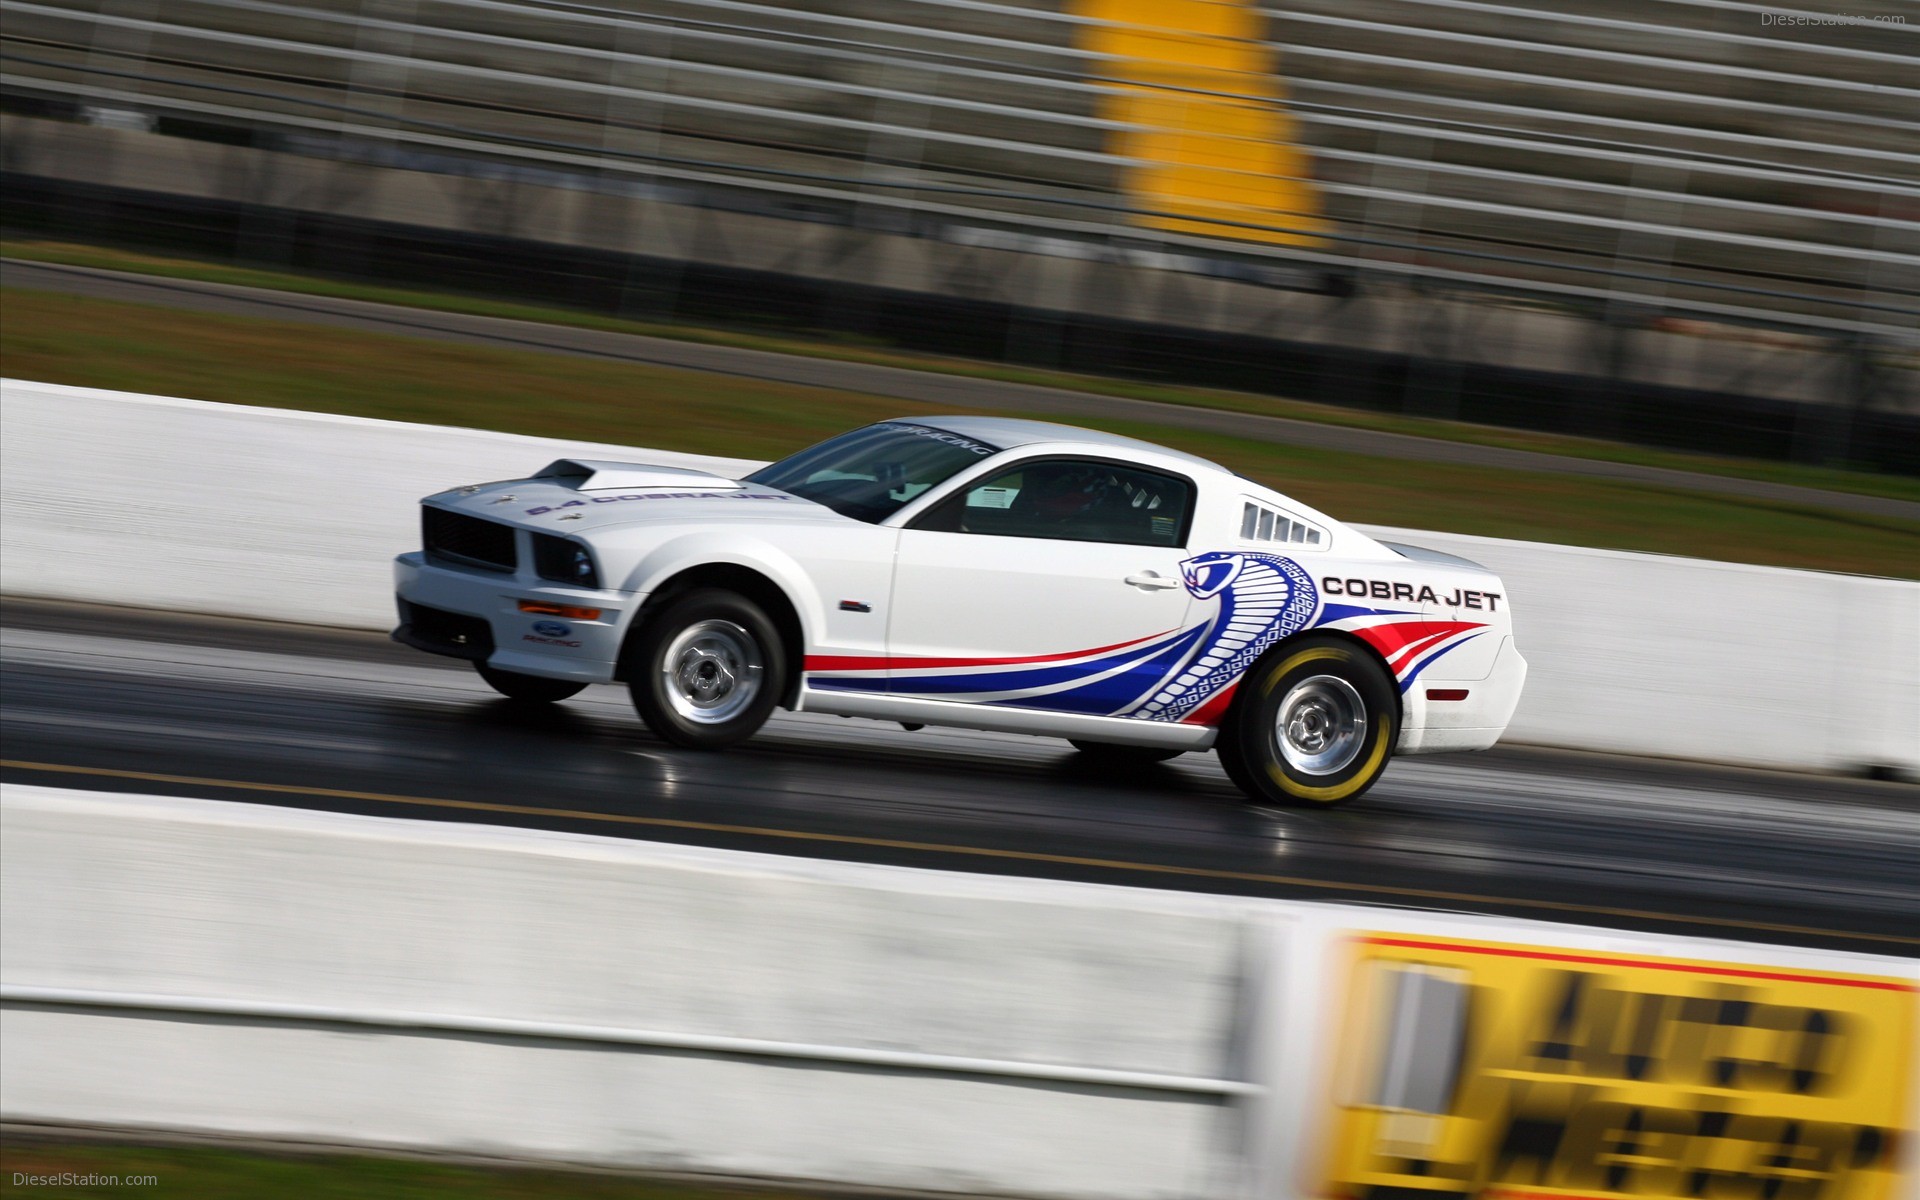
[617,531,831,650]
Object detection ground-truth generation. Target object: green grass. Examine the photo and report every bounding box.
[7,237,1917,505]
[6,286,1918,578]
[0,1140,824,1200]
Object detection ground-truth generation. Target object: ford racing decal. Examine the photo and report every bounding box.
[876,422,996,456]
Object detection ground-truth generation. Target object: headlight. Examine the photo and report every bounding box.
[531,533,600,589]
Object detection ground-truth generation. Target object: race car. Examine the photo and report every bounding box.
[392,417,1526,806]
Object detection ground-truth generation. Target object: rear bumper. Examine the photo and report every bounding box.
[1396,635,1528,755]
[391,552,631,684]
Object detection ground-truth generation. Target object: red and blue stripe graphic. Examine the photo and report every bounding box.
[1315,604,1487,693]
[804,624,1210,716]
[803,553,1490,725]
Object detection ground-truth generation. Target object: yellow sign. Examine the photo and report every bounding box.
[1072,0,1323,246]
[1317,935,1916,1199]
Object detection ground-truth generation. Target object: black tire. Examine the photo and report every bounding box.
[1215,636,1396,807]
[1067,739,1184,765]
[627,588,786,749]
[475,663,587,703]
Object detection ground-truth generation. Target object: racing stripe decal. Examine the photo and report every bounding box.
[1346,620,1486,662]
[1395,632,1487,693]
[1342,618,1489,694]
[1180,681,1239,726]
[809,625,1204,700]
[805,552,1495,720]
[803,627,1176,674]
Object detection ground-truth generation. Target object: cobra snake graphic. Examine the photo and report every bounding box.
[1129,551,1319,722]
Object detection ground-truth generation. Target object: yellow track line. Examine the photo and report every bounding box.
[4,758,1912,948]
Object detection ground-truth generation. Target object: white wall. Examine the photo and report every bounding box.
[0,785,1255,1199]
[3,378,1914,773]
[6,787,1915,1197]
[0,379,757,628]
[1366,527,1920,775]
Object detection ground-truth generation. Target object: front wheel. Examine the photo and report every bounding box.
[628,588,785,749]
[475,663,587,703]
[1216,637,1396,807]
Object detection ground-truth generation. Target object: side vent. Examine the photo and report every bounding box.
[1241,501,1323,547]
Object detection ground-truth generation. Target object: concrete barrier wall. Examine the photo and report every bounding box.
[0,785,1259,1199]
[5,787,1915,1197]
[0,378,757,629]
[3,378,1914,774]
[1365,526,1920,775]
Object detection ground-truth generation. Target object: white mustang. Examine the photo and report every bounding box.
[392,417,1527,806]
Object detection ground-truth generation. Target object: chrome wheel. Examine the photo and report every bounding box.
[660,619,763,724]
[1276,674,1367,776]
[1219,637,1394,808]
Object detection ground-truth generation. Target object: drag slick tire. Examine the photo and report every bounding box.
[628,588,785,749]
[1216,636,1396,807]
[475,663,587,703]
[1067,740,1184,766]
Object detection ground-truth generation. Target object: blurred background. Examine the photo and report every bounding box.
[3,0,1916,471]
[5,6,1919,1196]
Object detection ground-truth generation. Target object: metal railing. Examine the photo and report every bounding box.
[6,0,1913,287]
[2,985,1262,1095]
[3,0,1916,448]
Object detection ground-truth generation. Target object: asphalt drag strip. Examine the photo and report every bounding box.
[2,600,1915,956]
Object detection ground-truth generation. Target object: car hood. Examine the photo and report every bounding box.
[424,459,850,533]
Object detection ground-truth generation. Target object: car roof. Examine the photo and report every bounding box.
[909,416,1228,474]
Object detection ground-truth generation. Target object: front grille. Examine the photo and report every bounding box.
[393,599,495,662]
[423,506,516,573]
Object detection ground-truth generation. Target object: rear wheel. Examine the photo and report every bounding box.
[1067,740,1184,766]
[1216,637,1396,807]
[475,663,587,703]
[628,588,785,749]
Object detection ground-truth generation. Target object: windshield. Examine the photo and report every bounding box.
[746,422,1001,523]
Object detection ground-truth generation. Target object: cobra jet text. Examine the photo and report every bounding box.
[1322,578,1503,610]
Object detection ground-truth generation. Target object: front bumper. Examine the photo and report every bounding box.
[392,552,632,684]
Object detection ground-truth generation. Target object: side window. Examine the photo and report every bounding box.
[917,459,1194,547]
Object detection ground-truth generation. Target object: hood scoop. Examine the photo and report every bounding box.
[534,458,744,492]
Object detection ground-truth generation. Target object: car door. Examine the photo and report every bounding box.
[884,457,1201,718]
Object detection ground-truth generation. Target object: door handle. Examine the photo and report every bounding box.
[1125,572,1181,590]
